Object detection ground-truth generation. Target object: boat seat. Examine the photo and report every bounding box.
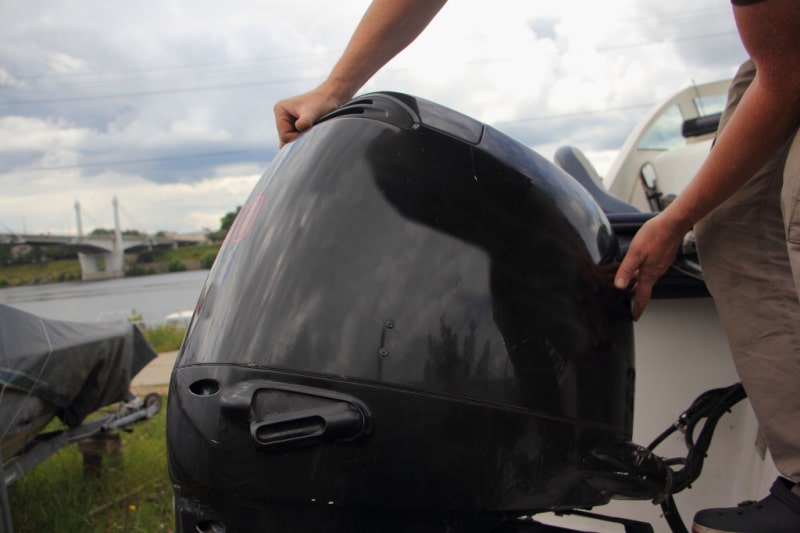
[554,145,640,215]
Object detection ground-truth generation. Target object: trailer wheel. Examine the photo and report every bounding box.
[143,392,162,418]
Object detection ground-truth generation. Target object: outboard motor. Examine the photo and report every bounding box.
[168,93,704,532]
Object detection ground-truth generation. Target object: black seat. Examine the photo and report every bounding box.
[554,145,640,215]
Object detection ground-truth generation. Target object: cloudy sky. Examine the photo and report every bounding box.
[0,0,748,236]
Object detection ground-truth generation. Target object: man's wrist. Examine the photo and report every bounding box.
[658,203,696,237]
[320,76,359,107]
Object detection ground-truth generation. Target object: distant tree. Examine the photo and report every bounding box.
[90,228,145,237]
[201,252,217,269]
[0,245,12,266]
[41,245,77,261]
[220,207,241,232]
[28,246,44,263]
[136,251,157,264]
[168,259,187,272]
[207,206,242,242]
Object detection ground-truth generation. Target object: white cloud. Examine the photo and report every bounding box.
[0,115,88,152]
[0,0,747,235]
[0,168,260,235]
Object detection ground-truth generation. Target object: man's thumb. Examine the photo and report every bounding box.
[294,115,314,132]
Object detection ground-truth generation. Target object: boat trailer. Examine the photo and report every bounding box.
[0,391,162,533]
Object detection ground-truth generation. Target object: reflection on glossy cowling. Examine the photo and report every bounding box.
[168,92,636,532]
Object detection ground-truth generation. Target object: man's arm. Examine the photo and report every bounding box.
[615,0,800,319]
[274,0,448,146]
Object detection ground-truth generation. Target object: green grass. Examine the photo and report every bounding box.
[0,259,81,286]
[159,244,219,264]
[0,244,221,286]
[7,399,173,533]
[164,245,218,271]
[142,324,187,353]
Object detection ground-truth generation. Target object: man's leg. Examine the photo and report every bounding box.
[692,60,800,531]
[779,117,800,487]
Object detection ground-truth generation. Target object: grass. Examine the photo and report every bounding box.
[0,259,82,286]
[7,396,174,533]
[159,244,219,265]
[1,256,198,531]
[141,325,187,353]
[0,243,220,286]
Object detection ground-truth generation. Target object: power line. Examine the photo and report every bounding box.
[620,5,731,24]
[9,52,340,83]
[493,103,655,126]
[0,23,742,108]
[0,102,658,176]
[0,149,267,175]
[0,75,326,107]
[5,6,729,84]
[0,3,740,181]
[597,30,739,52]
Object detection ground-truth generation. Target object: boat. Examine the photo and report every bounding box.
[557,78,731,213]
[167,86,776,533]
[164,307,195,328]
[547,78,779,531]
[1,304,162,492]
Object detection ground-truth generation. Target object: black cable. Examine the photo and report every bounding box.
[646,383,747,533]
[661,494,689,533]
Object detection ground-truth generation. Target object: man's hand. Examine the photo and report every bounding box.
[273,88,343,147]
[614,213,685,320]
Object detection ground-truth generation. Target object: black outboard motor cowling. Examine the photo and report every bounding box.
[167,93,638,532]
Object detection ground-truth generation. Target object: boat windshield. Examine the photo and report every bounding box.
[636,93,728,152]
[637,105,685,151]
[694,93,727,117]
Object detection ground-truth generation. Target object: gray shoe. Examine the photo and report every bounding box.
[692,477,800,533]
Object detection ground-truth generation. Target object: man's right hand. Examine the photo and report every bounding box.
[273,87,343,147]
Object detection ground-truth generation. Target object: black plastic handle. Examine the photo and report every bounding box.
[220,380,371,450]
[250,402,364,447]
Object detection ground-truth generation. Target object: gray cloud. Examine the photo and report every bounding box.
[0,0,748,234]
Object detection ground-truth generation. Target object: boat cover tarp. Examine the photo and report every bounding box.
[0,304,157,428]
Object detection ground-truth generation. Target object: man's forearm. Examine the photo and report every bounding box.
[662,75,800,235]
[658,0,800,234]
[320,0,448,104]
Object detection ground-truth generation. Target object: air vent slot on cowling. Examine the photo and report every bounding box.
[315,95,417,129]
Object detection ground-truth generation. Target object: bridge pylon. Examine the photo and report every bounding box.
[74,197,125,281]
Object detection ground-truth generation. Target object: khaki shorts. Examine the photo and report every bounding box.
[695,60,800,481]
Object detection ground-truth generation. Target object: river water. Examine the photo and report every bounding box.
[0,270,208,326]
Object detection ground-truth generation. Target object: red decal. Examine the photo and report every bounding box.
[230,195,265,243]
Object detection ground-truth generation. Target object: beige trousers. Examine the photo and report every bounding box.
[695,60,800,482]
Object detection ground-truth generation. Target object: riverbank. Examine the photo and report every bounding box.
[0,243,219,287]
